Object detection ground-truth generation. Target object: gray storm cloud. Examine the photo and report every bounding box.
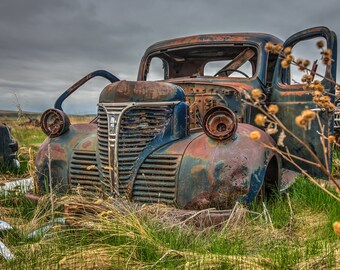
[1,0,340,113]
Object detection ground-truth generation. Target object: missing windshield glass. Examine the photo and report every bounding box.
[146,45,258,80]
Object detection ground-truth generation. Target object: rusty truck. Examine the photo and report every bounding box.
[34,26,337,209]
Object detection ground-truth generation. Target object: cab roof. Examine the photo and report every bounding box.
[143,33,283,56]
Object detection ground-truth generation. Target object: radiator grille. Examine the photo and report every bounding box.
[70,150,110,193]
[117,106,173,194]
[97,103,175,195]
[132,154,179,204]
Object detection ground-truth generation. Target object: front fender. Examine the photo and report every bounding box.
[35,124,97,194]
[176,124,280,209]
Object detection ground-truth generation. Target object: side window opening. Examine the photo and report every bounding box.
[282,37,327,85]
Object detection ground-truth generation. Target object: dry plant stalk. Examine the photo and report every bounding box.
[246,41,340,204]
[48,144,54,222]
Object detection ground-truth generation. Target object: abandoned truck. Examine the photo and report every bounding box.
[35,26,337,209]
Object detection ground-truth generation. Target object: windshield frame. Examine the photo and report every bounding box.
[140,42,262,82]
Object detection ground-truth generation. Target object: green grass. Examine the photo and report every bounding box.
[0,178,338,269]
[11,126,46,148]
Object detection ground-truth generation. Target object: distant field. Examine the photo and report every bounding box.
[0,110,95,125]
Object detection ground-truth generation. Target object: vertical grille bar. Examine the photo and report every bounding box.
[97,105,126,192]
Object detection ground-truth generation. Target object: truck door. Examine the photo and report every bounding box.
[270,27,337,178]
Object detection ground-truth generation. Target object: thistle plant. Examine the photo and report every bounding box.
[245,40,340,205]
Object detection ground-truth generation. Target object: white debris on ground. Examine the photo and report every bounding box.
[0,177,34,261]
[0,220,14,261]
[0,241,14,261]
[27,217,66,239]
[0,177,33,194]
[0,220,12,231]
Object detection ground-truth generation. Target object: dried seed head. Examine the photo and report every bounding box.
[295,115,307,128]
[283,47,292,55]
[301,110,316,120]
[313,90,323,98]
[313,97,320,103]
[322,48,332,57]
[301,74,313,84]
[316,84,324,92]
[251,88,263,100]
[328,103,336,111]
[296,58,306,71]
[274,44,283,54]
[255,114,266,126]
[281,59,290,69]
[296,58,303,65]
[314,80,321,85]
[320,96,331,102]
[333,221,340,236]
[309,83,316,90]
[268,104,279,114]
[322,56,332,65]
[303,59,310,68]
[265,43,283,54]
[265,42,273,52]
[286,54,294,62]
[316,40,325,49]
[249,131,261,141]
[335,84,340,91]
[328,135,336,143]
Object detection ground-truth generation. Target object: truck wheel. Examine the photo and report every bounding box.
[257,157,279,203]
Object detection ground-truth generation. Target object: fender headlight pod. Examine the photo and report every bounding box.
[41,108,70,137]
[203,106,237,141]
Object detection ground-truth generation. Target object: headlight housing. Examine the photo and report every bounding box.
[203,106,237,141]
[41,109,70,137]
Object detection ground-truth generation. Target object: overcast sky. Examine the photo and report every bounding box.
[1,0,340,114]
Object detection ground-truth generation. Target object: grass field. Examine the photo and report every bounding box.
[0,111,339,269]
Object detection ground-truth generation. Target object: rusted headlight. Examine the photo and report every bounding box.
[203,106,237,141]
[41,109,70,137]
